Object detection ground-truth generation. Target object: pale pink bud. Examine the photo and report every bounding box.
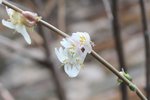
[22,11,41,27]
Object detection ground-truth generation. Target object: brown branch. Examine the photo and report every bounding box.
[57,0,66,32]
[139,0,150,99]
[42,0,57,18]
[0,35,46,65]
[0,83,15,100]
[37,23,67,100]
[111,0,128,99]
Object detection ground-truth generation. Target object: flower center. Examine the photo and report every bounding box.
[10,11,22,25]
[80,36,86,45]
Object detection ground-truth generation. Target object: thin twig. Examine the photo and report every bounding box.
[139,0,150,99]
[0,83,15,100]
[1,0,147,100]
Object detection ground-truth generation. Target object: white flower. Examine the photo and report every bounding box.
[55,47,86,77]
[61,32,94,54]
[71,32,94,53]
[55,32,94,77]
[2,7,32,44]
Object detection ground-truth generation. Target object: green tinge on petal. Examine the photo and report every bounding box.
[64,64,81,78]
[60,38,72,48]
[2,19,15,29]
[55,48,63,63]
[6,7,14,17]
[55,47,68,63]
[15,25,31,44]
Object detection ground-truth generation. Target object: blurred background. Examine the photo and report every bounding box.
[0,0,149,100]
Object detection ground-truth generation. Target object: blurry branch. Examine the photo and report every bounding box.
[28,2,67,100]
[103,0,128,99]
[23,0,37,11]
[111,0,128,100]
[0,35,47,65]
[28,30,44,45]
[37,24,67,100]
[0,83,15,100]
[102,0,113,21]
[57,0,66,32]
[1,0,147,100]
[139,0,150,99]
[42,0,57,18]
[30,0,44,11]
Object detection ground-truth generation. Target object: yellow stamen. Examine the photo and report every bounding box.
[80,36,86,45]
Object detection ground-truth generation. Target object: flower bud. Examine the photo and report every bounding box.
[22,11,41,27]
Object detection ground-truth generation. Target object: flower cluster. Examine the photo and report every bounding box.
[55,32,94,77]
[2,7,40,44]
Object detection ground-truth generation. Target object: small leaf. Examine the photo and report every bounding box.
[124,73,132,82]
[129,84,137,92]
[117,69,132,85]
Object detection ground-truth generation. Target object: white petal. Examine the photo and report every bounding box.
[59,47,68,61]
[60,38,73,48]
[55,48,62,62]
[60,39,70,48]
[2,20,15,29]
[55,47,66,63]
[78,50,87,63]
[6,7,14,16]
[0,0,2,4]
[71,32,80,41]
[84,45,92,53]
[64,64,81,77]
[15,25,31,44]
